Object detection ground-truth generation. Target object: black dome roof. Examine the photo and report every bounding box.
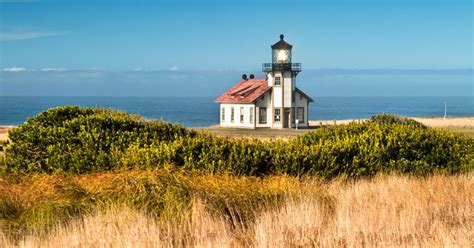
[271,34,293,49]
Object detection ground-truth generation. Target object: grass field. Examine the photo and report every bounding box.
[0,173,472,247]
[0,115,473,247]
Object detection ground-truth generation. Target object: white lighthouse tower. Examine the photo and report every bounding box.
[262,34,303,128]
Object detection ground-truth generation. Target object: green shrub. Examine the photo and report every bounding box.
[5,107,473,177]
[6,106,193,173]
[120,121,472,177]
[295,121,473,177]
[370,113,426,128]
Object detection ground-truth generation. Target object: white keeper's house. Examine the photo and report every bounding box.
[215,34,313,129]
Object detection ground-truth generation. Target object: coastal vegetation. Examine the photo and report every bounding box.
[0,106,472,246]
[0,173,472,246]
[4,106,473,177]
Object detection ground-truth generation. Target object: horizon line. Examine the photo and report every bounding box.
[2,68,473,72]
[1,95,472,98]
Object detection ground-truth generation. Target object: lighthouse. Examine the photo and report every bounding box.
[215,35,313,129]
[262,34,303,128]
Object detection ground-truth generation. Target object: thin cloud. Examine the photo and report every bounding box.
[0,1,40,2]
[169,66,179,71]
[2,67,27,72]
[132,67,143,71]
[0,31,66,41]
[41,67,66,72]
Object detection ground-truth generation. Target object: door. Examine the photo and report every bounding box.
[283,108,291,128]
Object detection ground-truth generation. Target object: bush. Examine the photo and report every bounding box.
[370,113,426,128]
[5,107,474,177]
[6,106,193,173]
[295,121,473,177]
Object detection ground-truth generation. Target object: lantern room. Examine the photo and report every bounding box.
[272,34,292,64]
[263,34,301,73]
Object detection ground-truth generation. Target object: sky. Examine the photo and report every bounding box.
[0,0,473,96]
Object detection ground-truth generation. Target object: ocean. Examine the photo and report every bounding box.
[0,96,472,127]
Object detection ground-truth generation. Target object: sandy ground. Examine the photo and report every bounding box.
[0,126,14,141]
[0,117,473,141]
[309,117,474,128]
[411,117,474,127]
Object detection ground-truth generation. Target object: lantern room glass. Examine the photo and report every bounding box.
[272,48,291,64]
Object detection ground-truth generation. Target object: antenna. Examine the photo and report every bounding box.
[444,100,447,119]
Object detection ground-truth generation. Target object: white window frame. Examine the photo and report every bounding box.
[221,107,225,122]
[297,107,305,123]
[259,107,267,124]
[250,107,254,124]
[274,108,281,122]
[231,107,234,123]
[275,76,281,86]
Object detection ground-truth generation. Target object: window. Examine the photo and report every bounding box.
[274,109,281,122]
[275,76,281,86]
[221,107,225,122]
[231,107,234,123]
[250,107,254,124]
[259,107,267,124]
[240,107,244,123]
[297,107,305,123]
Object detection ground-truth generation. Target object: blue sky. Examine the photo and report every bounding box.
[1,0,472,70]
[0,0,472,96]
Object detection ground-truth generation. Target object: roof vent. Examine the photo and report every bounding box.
[249,74,255,79]
[242,74,248,80]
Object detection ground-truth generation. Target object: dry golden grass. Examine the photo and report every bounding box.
[255,175,473,247]
[1,174,472,247]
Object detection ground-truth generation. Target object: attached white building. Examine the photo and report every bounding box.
[215,34,313,129]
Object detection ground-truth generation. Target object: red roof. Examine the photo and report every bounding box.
[214,78,271,103]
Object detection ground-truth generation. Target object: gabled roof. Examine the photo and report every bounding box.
[214,78,271,103]
[296,87,314,102]
[215,78,314,104]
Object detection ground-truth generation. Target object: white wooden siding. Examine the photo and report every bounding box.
[220,103,256,128]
